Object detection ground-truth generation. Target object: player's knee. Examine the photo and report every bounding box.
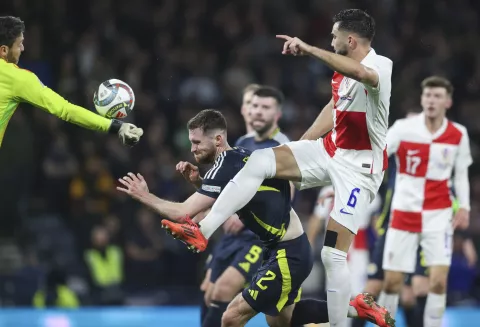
[321,246,347,269]
[364,279,383,297]
[429,274,447,294]
[243,148,276,179]
[412,276,429,297]
[383,271,403,293]
[204,287,213,306]
[221,308,238,327]
[400,287,416,308]
[212,279,241,302]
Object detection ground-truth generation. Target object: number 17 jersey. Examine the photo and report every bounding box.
[386,113,472,233]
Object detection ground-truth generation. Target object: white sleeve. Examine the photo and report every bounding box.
[454,167,470,211]
[362,57,393,93]
[454,129,473,211]
[454,128,473,171]
[386,120,402,156]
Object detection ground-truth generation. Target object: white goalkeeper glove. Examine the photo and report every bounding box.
[109,119,144,146]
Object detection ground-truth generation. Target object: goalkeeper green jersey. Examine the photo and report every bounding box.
[0,58,111,146]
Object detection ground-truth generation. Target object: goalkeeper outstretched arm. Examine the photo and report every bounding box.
[13,68,143,145]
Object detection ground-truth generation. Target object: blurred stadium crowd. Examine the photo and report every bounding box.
[0,0,479,308]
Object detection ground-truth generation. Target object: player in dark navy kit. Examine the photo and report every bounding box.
[200,86,293,327]
[124,110,395,327]
[198,83,261,326]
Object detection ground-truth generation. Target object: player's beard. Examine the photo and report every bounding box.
[335,44,348,56]
[6,50,19,64]
[253,120,274,137]
[196,149,216,165]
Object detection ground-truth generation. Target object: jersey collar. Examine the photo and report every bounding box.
[360,48,376,64]
[418,112,448,139]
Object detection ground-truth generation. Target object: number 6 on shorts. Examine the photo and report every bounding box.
[347,188,360,208]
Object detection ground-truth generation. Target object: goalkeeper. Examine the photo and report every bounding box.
[0,16,143,147]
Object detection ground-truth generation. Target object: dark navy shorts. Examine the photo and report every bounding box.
[242,233,313,316]
[209,232,263,283]
[367,232,387,280]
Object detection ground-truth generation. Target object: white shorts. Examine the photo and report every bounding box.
[382,227,453,273]
[287,139,383,234]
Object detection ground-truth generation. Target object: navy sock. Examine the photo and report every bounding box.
[403,305,415,327]
[200,292,209,324]
[414,296,427,327]
[290,299,329,326]
[351,317,368,327]
[202,300,229,327]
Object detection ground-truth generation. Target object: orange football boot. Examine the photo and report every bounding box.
[161,216,208,253]
[350,293,395,327]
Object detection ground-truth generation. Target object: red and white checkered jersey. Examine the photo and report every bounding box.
[323,49,393,175]
[387,113,473,232]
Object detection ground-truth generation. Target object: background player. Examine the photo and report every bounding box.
[177,9,393,327]
[198,85,291,327]
[240,83,261,134]
[0,16,143,147]
[378,76,472,327]
[118,109,393,327]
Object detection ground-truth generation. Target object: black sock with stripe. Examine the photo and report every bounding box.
[202,300,229,327]
[403,304,416,327]
[414,295,427,327]
[290,299,329,326]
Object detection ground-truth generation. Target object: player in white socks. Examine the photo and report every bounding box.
[308,185,382,299]
[378,76,472,327]
[191,9,393,327]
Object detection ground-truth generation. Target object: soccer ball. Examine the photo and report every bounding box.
[93,79,135,119]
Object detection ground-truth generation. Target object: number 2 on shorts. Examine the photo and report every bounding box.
[256,270,276,290]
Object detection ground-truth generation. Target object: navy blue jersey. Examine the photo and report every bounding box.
[375,156,396,236]
[235,129,290,150]
[197,147,292,245]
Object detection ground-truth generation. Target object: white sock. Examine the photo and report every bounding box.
[424,292,446,327]
[347,305,358,318]
[199,148,276,239]
[321,246,350,327]
[377,291,399,318]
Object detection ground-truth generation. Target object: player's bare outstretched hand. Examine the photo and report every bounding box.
[176,161,200,184]
[276,35,312,56]
[453,208,469,230]
[117,172,149,200]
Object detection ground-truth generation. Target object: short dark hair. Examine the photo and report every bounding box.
[253,86,285,106]
[187,109,227,133]
[333,9,375,41]
[421,76,454,96]
[0,16,25,48]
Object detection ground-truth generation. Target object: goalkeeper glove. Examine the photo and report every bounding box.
[108,119,144,146]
